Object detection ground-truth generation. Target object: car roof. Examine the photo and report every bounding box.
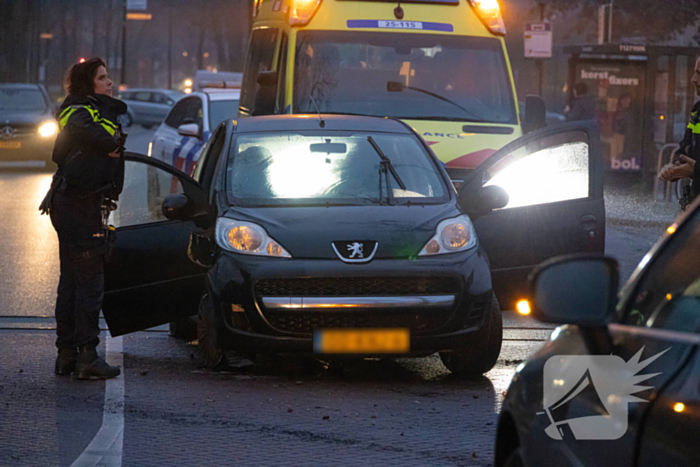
[120,88,180,94]
[0,83,43,90]
[207,89,241,100]
[235,114,413,134]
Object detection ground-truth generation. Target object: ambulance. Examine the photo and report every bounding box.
[239,0,546,181]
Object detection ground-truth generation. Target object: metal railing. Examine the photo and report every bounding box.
[654,143,680,202]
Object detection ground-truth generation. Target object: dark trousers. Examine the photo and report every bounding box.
[50,190,106,349]
[54,243,105,348]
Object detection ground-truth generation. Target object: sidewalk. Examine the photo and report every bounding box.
[605,181,680,229]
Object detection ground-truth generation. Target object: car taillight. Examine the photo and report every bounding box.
[468,0,506,36]
[290,0,322,26]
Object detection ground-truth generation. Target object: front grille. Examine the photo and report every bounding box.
[263,309,454,335]
[1,123,38,137]
[255,276,461,297]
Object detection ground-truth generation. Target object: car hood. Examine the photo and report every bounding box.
[223,204,463,260]
[0,110,51,125]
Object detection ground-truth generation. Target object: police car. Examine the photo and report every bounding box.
[149,86,240,175]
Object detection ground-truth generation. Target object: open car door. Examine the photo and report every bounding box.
[459,121,605,309]
[102,153,210,336]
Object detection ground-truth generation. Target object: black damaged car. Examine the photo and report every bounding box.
[102,115,604,377]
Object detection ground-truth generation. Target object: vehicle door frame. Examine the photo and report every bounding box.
[457,120,605,308]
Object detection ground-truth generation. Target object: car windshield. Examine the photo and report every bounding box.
[0,88,47,111]
[293,31,516,124]
[209,99,239,128]
[227,131,447,206]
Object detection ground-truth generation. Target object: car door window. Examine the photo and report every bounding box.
[480,131,590,210]
[165,97,202,129]
[151,93,169,105]
[240,28,279,114]
[623,211,700,333]
[134,91,152,102]
[110,160,184,228]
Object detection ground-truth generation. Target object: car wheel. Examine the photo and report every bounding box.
[168,317,197,341]
[197,293,228,369]
[120,113,133,128]
[503,447,524,467]
[439,293,503,379]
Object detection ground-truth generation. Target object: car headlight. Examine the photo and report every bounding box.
[418,215,478,256]
[215,218,291,258]
[38,121,57,138]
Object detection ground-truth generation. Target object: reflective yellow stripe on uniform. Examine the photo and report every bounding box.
[58,105,117,135]
[58,107,78,130]
[688,111,700,134]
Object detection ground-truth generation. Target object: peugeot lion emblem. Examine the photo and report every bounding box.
[0,126,15,140]
[332,240,378,263]
[347,242,364,259]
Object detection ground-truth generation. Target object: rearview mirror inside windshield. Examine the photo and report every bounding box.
[309,141,347,154]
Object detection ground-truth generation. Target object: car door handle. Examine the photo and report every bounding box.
[580,214,598,235]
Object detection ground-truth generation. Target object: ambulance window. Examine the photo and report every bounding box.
[293,31,516,124]
[240,28,279,115]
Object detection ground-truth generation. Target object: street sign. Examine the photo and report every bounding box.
[127,0,147,10]
[524,22,553,59]
[126,12,152,20]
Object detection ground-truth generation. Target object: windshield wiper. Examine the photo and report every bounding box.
[387,81,484,122]
[367,136,406,206]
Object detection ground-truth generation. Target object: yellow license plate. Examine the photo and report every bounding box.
[0,141,21,149]
[314,328,410,354]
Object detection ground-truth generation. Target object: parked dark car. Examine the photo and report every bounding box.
[495,208,700,465]
[117,88,182,129]
[101,115,604,377]
[0,83,56,168]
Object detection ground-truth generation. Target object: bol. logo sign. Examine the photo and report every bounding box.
[611,157,641,171]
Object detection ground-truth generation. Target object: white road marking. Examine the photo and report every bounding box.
[70,336,124,467]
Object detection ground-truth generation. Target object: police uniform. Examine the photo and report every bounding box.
[45,93,126,378]
[676,101,700,208]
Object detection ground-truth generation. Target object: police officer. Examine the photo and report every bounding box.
[658,57,700,209]
[40,58,126,379]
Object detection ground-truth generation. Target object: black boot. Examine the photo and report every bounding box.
[75,345,120,380]
[55,347,77,376]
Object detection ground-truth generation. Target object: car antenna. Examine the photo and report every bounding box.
[308,93,325,128]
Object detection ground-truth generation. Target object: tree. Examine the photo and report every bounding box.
[543,0,700,42]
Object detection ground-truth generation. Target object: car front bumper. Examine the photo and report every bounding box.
[208,247,493,354]
[0,135,54,164]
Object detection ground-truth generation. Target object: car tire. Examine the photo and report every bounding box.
[439,293,503,379]
[503,447,524,467]
[197,293,228,369]
[120,113,133,128]
[169,317,198,341]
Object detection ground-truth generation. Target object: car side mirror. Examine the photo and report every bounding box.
[523,95,547,133]
[478,185,509,211]
[177,123,200,138]
[256,71,278,87]
[457,184,509,217]
[162,193,193,220]
[530,255,619,326]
